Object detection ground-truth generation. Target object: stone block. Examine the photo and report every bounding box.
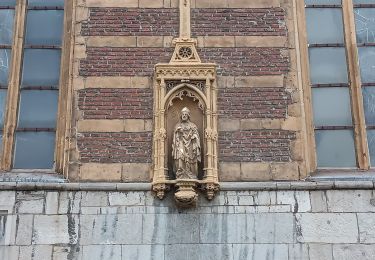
[86,0,138,7]
[122,245,164,260]
[15,191,45,214]
[309,244,332,260]
[143,214,199,244]
[228,0,280,8]
[235,75,283,88]
[326,190,375,212]
[0,246,19,260]
[0,191,15,212]
[254,191,277,206]
[53,246,82,260]
[204,36,235,47]
[80,214,142,245]
[58,192,82,214]
[241,162,270,181]
[108,192,145,206]
[78,120,124,132]
[281,117,302,131]
[254,213,294,243]
[15,215,33,245]
[33,215,79,245]
[199,214,255,243]
[80,163,122,182]
[87,36,137,47]
[139,0,163,8]
[195,0,228,8]
[81,192,108,207]
[333,244,375,260]
[82,245,121,260]
[45,192,59,215]
[124,119,146,132]
[19,245,52,260]
[270,162,299,180]
[137,36,163,47]
[219,162,241,181]
[296,213,358,243]
[276,191,311,212]
[218,119,240,131]
[85,77,132,88]
[358,213,375,243]
[288,244,309,260]
[165,244,233,260]
[0,214,16,246]
[310,191,328,212]
[130,77,150,88]
[235,36,287,47]
[255,244,288,260]
[122,163,151,182]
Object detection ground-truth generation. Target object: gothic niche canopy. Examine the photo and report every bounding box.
[152,0,219,207]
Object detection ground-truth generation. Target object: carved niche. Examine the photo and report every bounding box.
[152,41,219,207]
[152,0,219,207]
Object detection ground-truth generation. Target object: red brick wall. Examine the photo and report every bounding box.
[78,132,152,163]
[81,8,286,36]
[79,47,288,77]
[218,88,292,119]
[219,130,296,162]
[78,89,153,119]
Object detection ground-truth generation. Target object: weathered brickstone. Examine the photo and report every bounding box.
[219,130,296,162]
[79,47,289,77]
[218,87,292,119]
[77,132,152,163]
[81,8,286,37]
[78,88,153,120]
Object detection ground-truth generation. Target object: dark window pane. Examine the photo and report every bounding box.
[363,87,375,125]
[28,0,64,7]
[354,8,375,44]
[358,47,375,84]
[17,90,58,128]
[0,10,14,45]
[305,0,341,4]
[0,89,7,128]
[312,88,352,127]
[25,10,64,46]
[309,47,348,84]
[0,49,11,86]
[368,130,375,167]
[22,49,61,87]
[306,8,344,44]
[13,132,55,169]
[315,130,356,167]
[0,0,16,7]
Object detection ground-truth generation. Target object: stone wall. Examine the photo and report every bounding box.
[1,183,375,260]
[70,0,306,182]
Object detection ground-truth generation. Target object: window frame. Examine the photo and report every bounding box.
[297,0,370,173]
[0,0,73,174]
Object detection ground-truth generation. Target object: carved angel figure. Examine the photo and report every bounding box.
[172,107,201,179]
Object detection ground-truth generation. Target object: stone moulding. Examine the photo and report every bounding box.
[152,38,220,207]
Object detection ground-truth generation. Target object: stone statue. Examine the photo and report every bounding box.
[172,107,201,179]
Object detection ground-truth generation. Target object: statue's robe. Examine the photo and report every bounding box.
[172,121,201,179]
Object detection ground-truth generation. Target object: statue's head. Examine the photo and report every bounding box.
[181,107,191,122]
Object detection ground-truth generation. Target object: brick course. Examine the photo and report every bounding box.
[219,130,296,162]
[78,88,153,119]
[78,132,152,163]
[81,8,286,37]
[218,87,292,119]
[79,47,289,77]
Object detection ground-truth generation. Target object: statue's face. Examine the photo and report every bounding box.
[181,111,190,122]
